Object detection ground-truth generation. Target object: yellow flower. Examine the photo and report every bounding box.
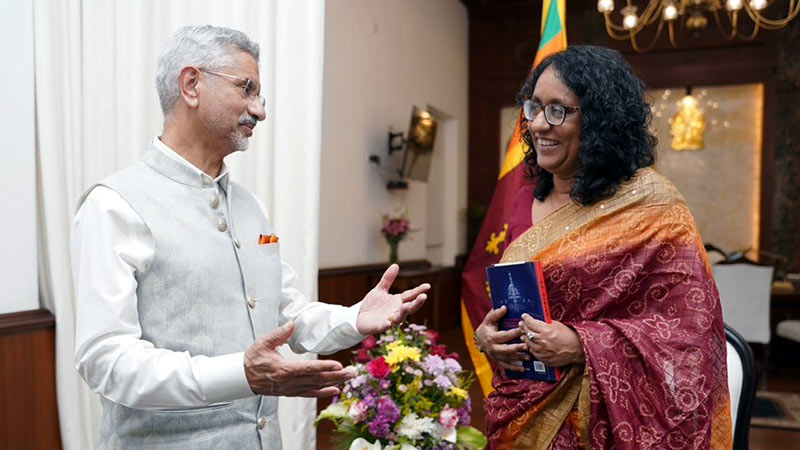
[385,340,404,352]
[449,387,468,400]
[384,344,421,366]
[414,398,433,415]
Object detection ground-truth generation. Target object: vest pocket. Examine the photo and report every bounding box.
[152,402,232,414]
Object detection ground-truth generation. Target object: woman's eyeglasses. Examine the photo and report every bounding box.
[523,99,580,126]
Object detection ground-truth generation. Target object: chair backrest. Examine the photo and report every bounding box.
[713,263,774,344]
[726,324,757,450]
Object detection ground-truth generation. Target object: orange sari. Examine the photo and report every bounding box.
[485,168,732,449]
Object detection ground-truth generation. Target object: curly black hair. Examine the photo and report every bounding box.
[517,45,657,205]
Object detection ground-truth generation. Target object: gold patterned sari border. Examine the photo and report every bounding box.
[501,168,684,263]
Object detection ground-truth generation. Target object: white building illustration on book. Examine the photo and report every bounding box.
[506,272,527,310]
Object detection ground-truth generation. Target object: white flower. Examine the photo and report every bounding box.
[444,358,462,373]
[317,401,348,421]
[395,413,437,441]
[351,375,367,388]
[349,437,382,450]
[436,424,458,443]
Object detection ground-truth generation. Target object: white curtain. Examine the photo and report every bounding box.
[33,1,326,449]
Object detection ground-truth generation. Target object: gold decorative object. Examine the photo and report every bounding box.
[597,0,800,52]
[671,90,706,151]
[376,106,439,189]
[408,108,437,151]
[402,106,438,182]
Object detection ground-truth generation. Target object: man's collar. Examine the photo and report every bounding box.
[151,137,229,191]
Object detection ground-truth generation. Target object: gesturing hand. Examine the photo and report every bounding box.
[475,306,530,373]
[355,264,430,335]
[244,321,356,397]
[519,314,585,367]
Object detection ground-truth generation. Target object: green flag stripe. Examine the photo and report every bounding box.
[540,0,563,45]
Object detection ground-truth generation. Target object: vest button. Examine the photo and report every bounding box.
[247,295,257,309]
[217,219,228,232]
[234,238,241,249]
[257,416,266,429]
[210,196,220,209]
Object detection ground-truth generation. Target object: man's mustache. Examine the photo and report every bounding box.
[239,115,258,128]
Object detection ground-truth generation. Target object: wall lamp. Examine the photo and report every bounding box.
[370,106,438,190]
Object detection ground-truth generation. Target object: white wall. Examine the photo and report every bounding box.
[319,0,468,268]
[0,0,38,314]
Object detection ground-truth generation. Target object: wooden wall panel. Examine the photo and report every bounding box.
[319,260,462,333]
[0,309,62,450]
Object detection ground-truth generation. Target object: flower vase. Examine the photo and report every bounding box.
[389,240,399,265]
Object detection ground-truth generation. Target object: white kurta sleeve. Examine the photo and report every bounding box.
[249,194,367,354]
[71,186,254,409]
[279,260,367,354]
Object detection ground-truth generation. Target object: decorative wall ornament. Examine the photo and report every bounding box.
[671,88,707,151]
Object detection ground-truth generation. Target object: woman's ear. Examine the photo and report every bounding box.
[177,66,201,109]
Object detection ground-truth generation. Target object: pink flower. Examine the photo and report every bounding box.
[361,335,377,350]
[439,405,459,429]
[355,348,371,363]
[348,400,369,423]
[430,344,448,357]
[366,356,391,379]
[381,217,411,240]
[426,330,440,345]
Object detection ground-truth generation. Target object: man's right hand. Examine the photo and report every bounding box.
[244,320,356,397]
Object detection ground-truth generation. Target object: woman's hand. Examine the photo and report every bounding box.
[519,314,585,367]
[475,306,530,372]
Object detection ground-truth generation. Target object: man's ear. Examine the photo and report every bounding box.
[177,66,201,109]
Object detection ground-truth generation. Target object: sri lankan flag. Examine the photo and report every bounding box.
[460,0,567,396]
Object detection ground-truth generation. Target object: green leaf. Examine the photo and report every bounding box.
[456,426,488,450]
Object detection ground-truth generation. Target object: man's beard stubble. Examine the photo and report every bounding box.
[233,114,258,152]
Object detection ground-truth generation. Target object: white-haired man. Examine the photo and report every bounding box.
[71,25,429,449]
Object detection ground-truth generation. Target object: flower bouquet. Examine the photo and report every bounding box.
[316,324,487,450]
[381,214,410,264]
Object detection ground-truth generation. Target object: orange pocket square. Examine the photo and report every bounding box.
[258,234,279,245]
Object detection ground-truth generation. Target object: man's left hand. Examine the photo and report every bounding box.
[355,264,430,335]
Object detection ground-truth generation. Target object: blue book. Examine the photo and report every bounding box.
[485,261,561,382]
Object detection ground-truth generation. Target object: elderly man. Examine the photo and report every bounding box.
[71,25,429,449]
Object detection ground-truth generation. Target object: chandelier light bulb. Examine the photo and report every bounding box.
[621,5,639,29]
[597,0,800,51]
[623,14,638,29]
[663,4,679,21]
[597,0,615,13]
[726,0,744,10]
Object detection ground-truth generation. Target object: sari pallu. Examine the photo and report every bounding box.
[485,168,732,449]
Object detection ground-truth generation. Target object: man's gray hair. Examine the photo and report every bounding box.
[155,25,259,114]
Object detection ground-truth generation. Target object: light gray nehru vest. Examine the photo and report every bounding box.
[86,147,283,450]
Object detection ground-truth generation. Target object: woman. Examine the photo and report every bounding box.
[474,46,732,449]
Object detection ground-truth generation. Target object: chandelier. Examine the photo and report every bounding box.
[597,0,800,52]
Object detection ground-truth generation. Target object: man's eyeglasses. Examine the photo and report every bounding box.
[200,69,266,108]
[523,99,580,126]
